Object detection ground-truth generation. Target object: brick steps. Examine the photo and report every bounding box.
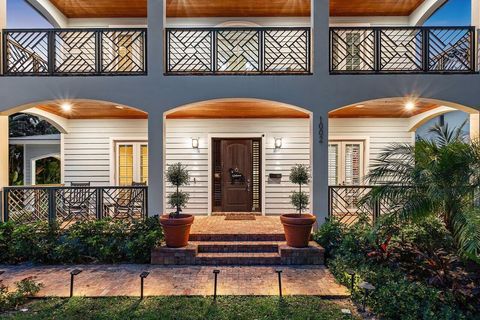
[189,233,286,242]
[196,252,282,265]
[191,241,281,253]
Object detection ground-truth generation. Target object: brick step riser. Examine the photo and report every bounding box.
[195,257,282,265]
[190,234,286,242]
[197,245,279,253]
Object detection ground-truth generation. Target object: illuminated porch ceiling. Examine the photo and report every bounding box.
[329,100,439,118]
[36,100,148,119]
[46,0,426,18]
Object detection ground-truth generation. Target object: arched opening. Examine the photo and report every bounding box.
[32,154,61,185]
[327,97,479,225]
[3,99,148,187]
[164,98,312,216]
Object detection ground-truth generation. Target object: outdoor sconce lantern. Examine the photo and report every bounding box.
[274,137,283,149]
[191,138,199,149]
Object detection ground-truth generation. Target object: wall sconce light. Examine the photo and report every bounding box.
[274,138,283,149]
[192,138,199,149]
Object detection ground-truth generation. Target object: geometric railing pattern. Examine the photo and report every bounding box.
[2,186,148,229]
[3,28,147,76]
[330,27,475,73]
[328,186,394,226]
[166,27,311,74]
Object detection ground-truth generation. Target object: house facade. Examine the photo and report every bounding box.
[1,0,480,225]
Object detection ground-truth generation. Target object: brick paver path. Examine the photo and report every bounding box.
[0,265,349,298]
[191,216,285,235]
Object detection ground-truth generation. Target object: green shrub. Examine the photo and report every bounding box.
[0,217,163,264]
[314,219,478,319]
[0,278,43,312]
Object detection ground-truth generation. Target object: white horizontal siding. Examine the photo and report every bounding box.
[329,118,414,175]
[165,119,311,216]
[63,119,147,186]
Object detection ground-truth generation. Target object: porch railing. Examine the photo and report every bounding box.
[330,26,476,74]
[165,27,311,75]
[2,28,147,76]
[328,186,394,226]
[2,186,148,228]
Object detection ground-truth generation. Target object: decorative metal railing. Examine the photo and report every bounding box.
[330,26,476,73]
[328,186,395,226]
[2,28,147,76]
[2,186,148,228]
[166,27,311,74]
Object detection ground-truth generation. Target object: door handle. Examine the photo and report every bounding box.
[246,179,250,192]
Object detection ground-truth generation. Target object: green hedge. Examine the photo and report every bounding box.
[314,218,478,320]
[0,217,163,264]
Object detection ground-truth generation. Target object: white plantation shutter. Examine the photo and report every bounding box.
[328,141,364,186]
[328,143,339,185]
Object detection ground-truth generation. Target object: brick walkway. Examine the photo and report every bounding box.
[0,264,349,298]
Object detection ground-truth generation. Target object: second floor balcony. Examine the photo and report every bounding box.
[330,26,476,74]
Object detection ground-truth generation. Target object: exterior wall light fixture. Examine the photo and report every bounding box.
[274,138,283,149]
[192,138,199,149]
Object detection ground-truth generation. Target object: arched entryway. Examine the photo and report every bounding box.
[163,98,313,216]
[327,97,479,225]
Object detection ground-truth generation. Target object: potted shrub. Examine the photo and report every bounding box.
[160,163,194,248]
[280,164,316,248]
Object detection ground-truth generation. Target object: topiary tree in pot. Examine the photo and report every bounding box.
[160,163,195,248]
[280,164,317,248]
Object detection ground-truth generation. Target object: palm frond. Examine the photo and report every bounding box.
[452,208,480,263]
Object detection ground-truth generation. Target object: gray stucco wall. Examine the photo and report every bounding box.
[1,0,480,221]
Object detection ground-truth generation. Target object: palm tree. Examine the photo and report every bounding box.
[364,122,480,262]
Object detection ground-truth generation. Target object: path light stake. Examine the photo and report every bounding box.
[139,272,150,300]
[341,309,353,320]
[275,269,283,298]
[69,269,82,298]
[213,270,220,301]
[346,269,356,291]
[358,281,375,312]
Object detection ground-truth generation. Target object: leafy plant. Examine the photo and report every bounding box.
[0,278,43,312]
[289,164,310,215]
[166,163,190,218]
[363,122,480,262]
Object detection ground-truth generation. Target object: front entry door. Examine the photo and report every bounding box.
[212,138,261,213]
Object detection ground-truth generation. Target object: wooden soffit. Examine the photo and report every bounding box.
[329,100,439,118]
[166,100,310,119]
[46,0,425,19]
[36,101,148,119]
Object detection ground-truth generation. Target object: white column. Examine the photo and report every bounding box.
[471,113,480,140]
[473,0,480,27]
[0,115,9,190]
[147,109,164,217]
[0,0,6,73]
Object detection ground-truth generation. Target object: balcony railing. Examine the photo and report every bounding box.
[330,26,476,74]
[165,27,311,75]
[2,186,148,228]
[2,28,147,76]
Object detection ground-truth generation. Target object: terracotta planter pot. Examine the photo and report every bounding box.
[280,214,316,248]
[160,214,195,248]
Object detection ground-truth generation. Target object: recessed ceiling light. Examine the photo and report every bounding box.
[356,104,365,108]
[405,101,415,111]
[61,102,72,112]
[115,105,125,109]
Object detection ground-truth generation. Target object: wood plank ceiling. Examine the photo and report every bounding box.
[166,100,310,119]
[329,100,439,118]
[36,101,148,119]
[47,0,426,18]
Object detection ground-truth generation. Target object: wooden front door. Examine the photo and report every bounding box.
[212,138,261,213]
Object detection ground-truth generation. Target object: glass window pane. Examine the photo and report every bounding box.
[119,145,133,186]
[140,145,148,184]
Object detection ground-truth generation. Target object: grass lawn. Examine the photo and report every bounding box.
[0,296,358,320]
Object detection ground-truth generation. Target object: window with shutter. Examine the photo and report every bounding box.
[116,142,148,186]
[328,141,365,186]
